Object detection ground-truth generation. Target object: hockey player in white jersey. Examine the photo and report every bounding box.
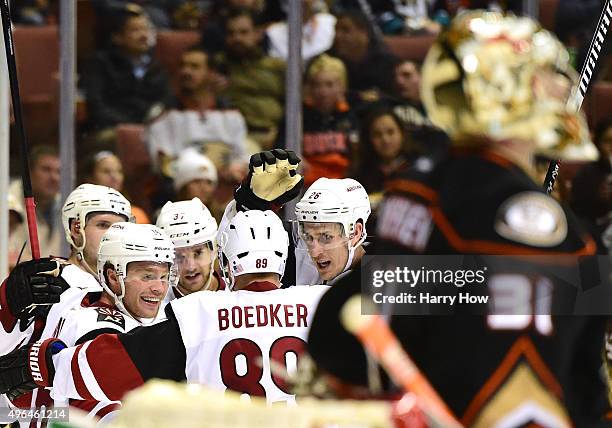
[0,184,131,357]
[42,221,175,423]
[223,149,370,286]
[294,177,371,285]
[0,210,329,409]
[156,198,225,302]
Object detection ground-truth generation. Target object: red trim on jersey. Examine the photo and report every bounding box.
[95,402,120,419]
[84,333,145,401]
[70,398,119,419]
[71,343,95,401]
[0,279,17,332]
[243,281,279,292]
[214,271,226,290]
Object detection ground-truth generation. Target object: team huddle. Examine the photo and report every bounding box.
[0,10,611,428]
[0,147,370,424]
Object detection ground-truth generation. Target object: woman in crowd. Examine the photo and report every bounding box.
[82,150,151,224]
[354,107,415,199]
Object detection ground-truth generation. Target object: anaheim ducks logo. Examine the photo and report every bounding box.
[495,192,567,247]
[95,307,125,329]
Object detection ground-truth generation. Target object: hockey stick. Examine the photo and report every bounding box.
[0,0,40,259]
[543,0,612,194]
[341,295,463,428]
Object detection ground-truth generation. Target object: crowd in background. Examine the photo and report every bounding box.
[6,0,612,266]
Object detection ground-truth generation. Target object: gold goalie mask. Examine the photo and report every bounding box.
[421,11,598,161]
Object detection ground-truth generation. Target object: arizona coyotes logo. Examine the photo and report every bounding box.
[95,307,125,329]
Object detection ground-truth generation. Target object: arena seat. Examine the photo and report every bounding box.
[384,35,437,63]
[538,0,559,32]
[155,30,201,88]
[115,124,153,213]
[14,25,59,144]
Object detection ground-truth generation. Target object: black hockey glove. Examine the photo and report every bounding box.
[234,149,304,212]
[0,338,66,401]
[5,258,69,321]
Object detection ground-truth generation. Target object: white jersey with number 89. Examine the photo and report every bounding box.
[170,283,329,404]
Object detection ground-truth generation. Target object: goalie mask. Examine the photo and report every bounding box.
[420,10,598,161]
[294,178,371,281]
[217,210,289,290]
[98,222,176,323]
[62,184,132,275]
[156,198,218,292]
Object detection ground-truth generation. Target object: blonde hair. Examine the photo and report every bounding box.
[306,54,347,91]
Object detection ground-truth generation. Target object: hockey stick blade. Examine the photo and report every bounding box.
[340,295,463,428]
[544,0,612,194]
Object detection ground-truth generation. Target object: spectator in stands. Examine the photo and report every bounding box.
[354,108,413,197]
[200,0,266,56]
[11,0,51,25]
[80,4,173,152]
[326,9,397,104]
[8,145,61,260]
[175,45,231,111]
[91,0,185,29]
[279,54,357,187]
[266,0,336,62]
[569,118,612,252]
[387,58,449,157]
[211,8,285,150]
[172,148,224,220]
[82,150,151,224]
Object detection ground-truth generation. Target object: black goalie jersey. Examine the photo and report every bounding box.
[308,148,610,427]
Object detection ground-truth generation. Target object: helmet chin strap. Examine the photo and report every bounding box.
[74,227,100,280]
[340,229,367,276]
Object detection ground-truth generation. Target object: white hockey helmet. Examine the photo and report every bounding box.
[217,210,289,289]
[62,183,132,251]
[156,198,218,249]
[156,198,218,291]
[97,222,175,318]
[295,178,371,245]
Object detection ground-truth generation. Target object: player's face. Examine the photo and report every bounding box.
[123,261,170,319]
[82,213,127,269]
[92,155,124,191]
[309,71,344,113]
[301,222,349,281]
[175,243,215,294]
[369,115,403,161]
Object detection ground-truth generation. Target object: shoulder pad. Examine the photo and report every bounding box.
[494,192,567,247]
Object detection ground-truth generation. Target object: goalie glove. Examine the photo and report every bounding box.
[4,258,69,321]
[0,338,66,401]
[234,149,304,212]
